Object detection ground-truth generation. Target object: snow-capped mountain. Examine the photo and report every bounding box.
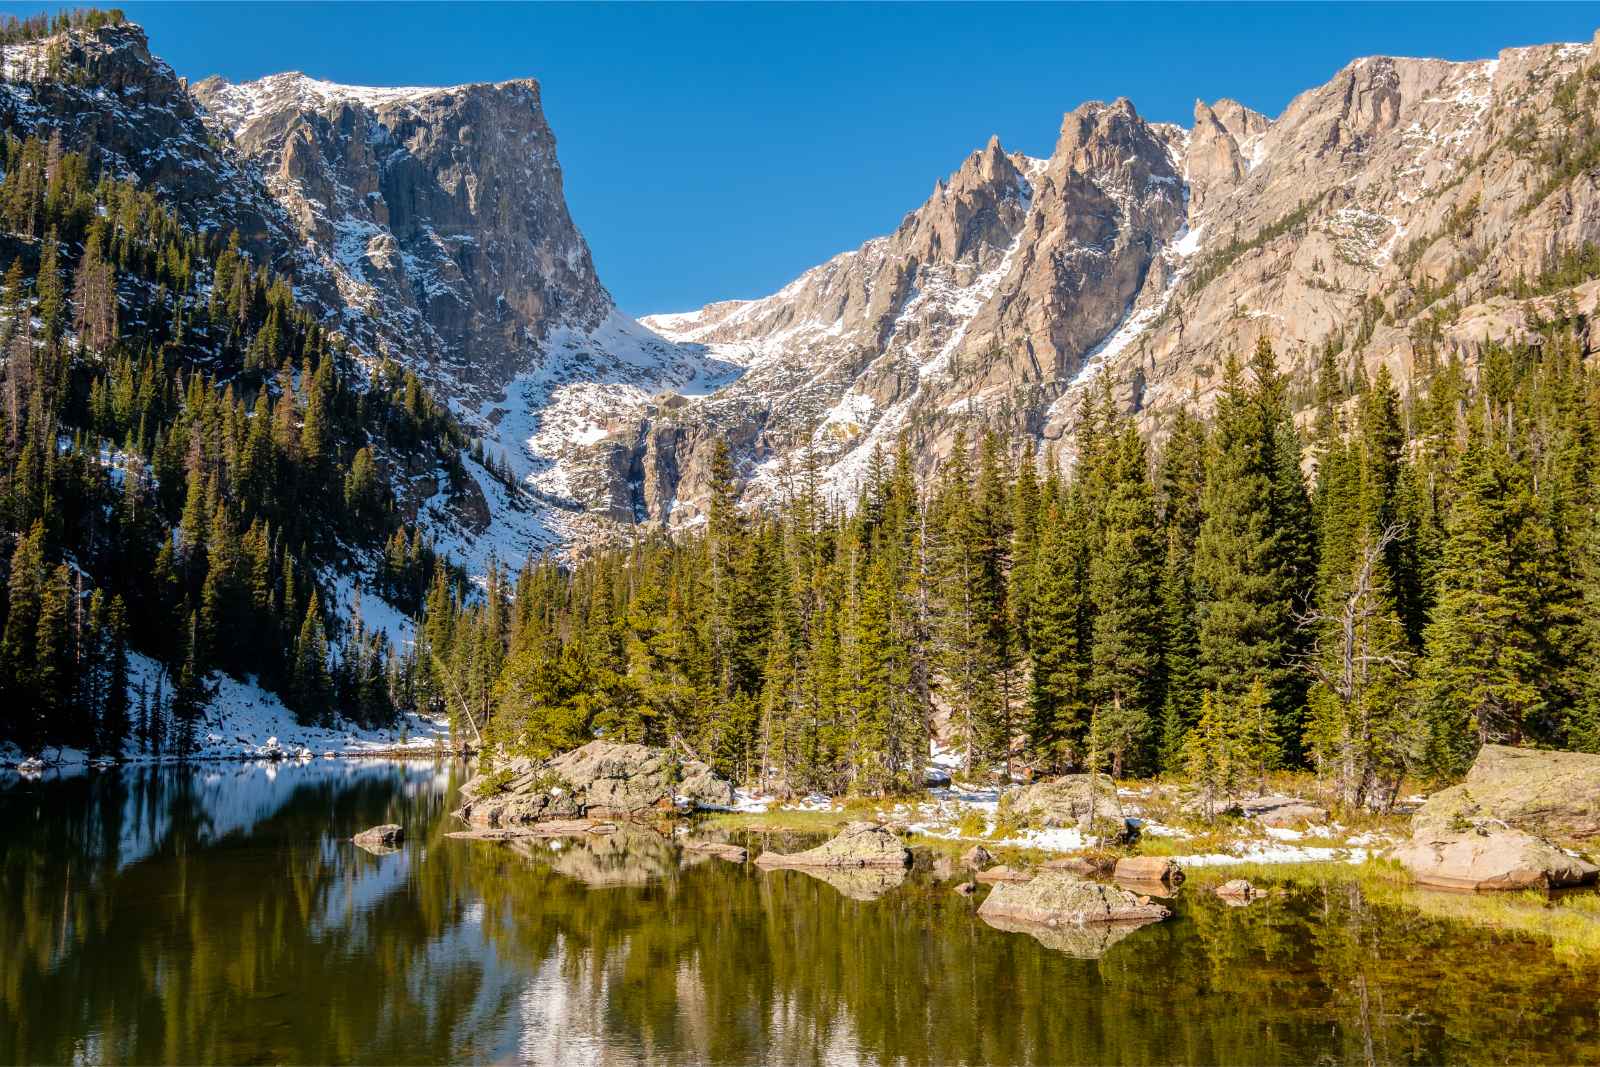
[188,64,745,537]
[182,25,1600,531]
[12,19,1600,543]
[636,32,1600,516]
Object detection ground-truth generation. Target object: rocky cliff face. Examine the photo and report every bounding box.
[630,101,1188,522]
[1102,36,1600,444]
[637,31,1600,520]
[190,71,612,394]
[0,23,290,256]
[13,20,1600,541]
[188,68,740,531]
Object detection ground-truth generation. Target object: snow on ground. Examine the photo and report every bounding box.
[432,307,744,545]
[1175,845,1374,868]
[328,571,416,651]
[4,654,452,772]
[165,656,451,761]
[716,789,839,814]
[430,462,562,579]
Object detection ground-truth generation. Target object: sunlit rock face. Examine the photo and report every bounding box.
[28,21,1600,543]
[191,70,612,396]
[637,33,1600,524]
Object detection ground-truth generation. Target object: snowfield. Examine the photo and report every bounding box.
[2,653,452,774]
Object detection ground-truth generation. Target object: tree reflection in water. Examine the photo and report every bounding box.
[1,761,1597,1065]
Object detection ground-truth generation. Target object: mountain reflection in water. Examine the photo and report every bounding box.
[1,760,1597,1065]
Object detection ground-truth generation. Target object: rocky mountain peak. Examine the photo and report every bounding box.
[1051,97,1156,174]
[191,67,613,397]
[899,135,1036,269]
[0,21,291,254]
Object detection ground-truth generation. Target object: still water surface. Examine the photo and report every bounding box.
[1,760,1597,1065]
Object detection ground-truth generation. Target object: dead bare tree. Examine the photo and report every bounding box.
[1296,523,1416,812]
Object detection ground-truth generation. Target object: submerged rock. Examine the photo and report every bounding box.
[353,824,404,853]
[978,870,1170,928]
[1007,774,1122,829]
[980,911,1159,959]
[754,822,911,869]
[548,826,677,887]
[975,864,1032,884]
[683,840,750,864]
[1392,827,1599,890]
[446,819,616,840]
[1215,878,1266,904]
[788,864,909,901]
[454,741,734,829]
[1413,745,1600,844]
[1043,854,1115,876]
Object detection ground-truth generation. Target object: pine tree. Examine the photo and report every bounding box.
[1155,409,1208,768]
[1088,425,1163,776]
[1183,691,1238,820]
[1027,497,1091,768]
[291,591,331,724]
[1192,347,1297,767]
[1417,433,1542,772]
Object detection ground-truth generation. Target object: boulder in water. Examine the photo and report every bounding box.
[961,844,994,869]
[978,870,1170,927]
[1392,826,1598,890]
[1215,878,1265,903]
[1113,856,1185,885]
[353,824,404,853]
[974,864,1032,884]
[454,741,734,829]
[683,840,750,863]
[754,822,911,869]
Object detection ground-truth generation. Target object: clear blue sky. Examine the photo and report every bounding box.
[12,2,1598,315]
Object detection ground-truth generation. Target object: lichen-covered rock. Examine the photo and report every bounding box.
[453,741,733,829]
[754,822,911,869]
[1006,774,1122,829]
[1413,745,1600,844]
[978,870,1171,927]
[1240,795,1330,828]
[1392,827,1599,890]
[961,844,994,870]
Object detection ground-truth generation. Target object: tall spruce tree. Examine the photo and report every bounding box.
[1088,425,1164,776]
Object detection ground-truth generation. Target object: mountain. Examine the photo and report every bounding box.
[638,30,1600,516]
[188,64,741,533]
[635,102,1188,519]
[9,16,1600,538]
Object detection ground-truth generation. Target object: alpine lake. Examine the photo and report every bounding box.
[2,759,1597,1065]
